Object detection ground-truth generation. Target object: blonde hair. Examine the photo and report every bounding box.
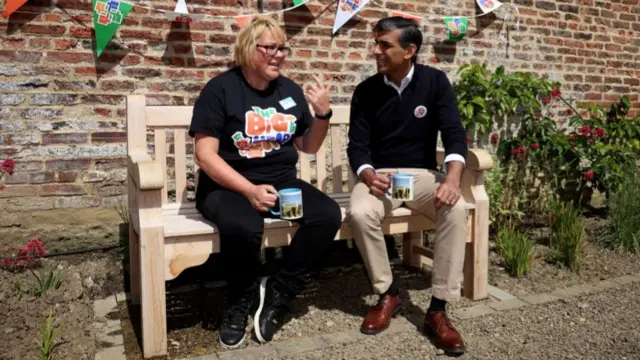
[233,16,286,69]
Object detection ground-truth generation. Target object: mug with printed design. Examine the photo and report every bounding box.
[386,173,414,201]
[269,188,303,220]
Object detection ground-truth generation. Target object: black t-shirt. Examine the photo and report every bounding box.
[189,67,311,190]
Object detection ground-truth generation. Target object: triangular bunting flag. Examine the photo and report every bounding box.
[165,0,205,22]
[93,0,133,57]
[391,11,421,24]
[332,0,371,34]
[442,16,468,42]
[476,0,502,14]
[235,15,252,28]
[2,0,29,18]
[292,0,306,6]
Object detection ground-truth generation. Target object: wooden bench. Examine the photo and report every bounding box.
[125,94,494,358]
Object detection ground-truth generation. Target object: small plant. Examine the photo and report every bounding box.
[602,172,640,253]
[36,309,63,360]
[495,223,536,277]
[30,267,65,297]
[547,200,585,271]
[0,238,47,272]
[0,158,15,191]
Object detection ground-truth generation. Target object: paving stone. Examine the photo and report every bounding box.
[179,353,220,360]
[321,329,371,345]
[488,285,517,301]
[273,335,329,356]
[97,320,123,347]
[217,345,278,360]
[551,284,597,298]
[94,346,126,360]
[591,280,620,291]
[520,293,560,305]
[487,298,528,311]
[93,296,117,319]
[612,274,640,285]
[454,304,495,320]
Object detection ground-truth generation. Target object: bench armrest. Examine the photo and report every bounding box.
[436,148,494,172]
[128,152,165,190]
[466,148,494,172]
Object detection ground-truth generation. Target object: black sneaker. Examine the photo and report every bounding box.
[253,276,293,343]
[219,287,255,349]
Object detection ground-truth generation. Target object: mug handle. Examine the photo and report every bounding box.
[269,192,280,216]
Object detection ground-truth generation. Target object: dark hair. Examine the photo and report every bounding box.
[372,16,423,63]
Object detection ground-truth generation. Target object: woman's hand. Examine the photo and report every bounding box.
[305,74,331,117]
[244,184,278,212]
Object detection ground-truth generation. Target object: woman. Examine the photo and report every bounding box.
[189,16,342,348]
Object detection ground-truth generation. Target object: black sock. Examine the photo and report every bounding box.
[427,296,446,313]
[383,281,399,297]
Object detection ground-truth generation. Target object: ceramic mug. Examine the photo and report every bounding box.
[269,188,303,220]
[387,173,414,201]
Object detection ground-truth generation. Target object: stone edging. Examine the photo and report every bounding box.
[92,273,640,360]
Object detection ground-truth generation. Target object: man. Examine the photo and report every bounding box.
[346,17,469,356]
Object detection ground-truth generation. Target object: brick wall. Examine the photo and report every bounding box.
[0,0,639,249]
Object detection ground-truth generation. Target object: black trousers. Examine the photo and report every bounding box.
[196,178,342,300]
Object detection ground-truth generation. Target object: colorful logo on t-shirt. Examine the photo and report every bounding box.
[232,106,298,159]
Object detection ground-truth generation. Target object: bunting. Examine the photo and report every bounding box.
[476,0,502,14]
[391,10,421,24]
[165,0,205,22]
[2,0,28,17]
[333,0,372,34]
[92,0,133,57]
[443,16,469,42]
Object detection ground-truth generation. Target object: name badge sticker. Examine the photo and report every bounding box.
[279,97,297,110]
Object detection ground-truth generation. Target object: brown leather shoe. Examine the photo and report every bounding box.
[360,294,402,335]
[423,311,466,356]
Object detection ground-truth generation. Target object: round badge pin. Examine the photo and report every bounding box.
[414,105,427,118]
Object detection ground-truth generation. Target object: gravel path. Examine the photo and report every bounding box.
[267,280,640,360]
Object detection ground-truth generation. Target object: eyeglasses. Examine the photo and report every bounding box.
[256,44,292,57]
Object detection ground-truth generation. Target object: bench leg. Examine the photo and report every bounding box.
[402,231,423,268]
[462,208,489,300]
[128,222,141,305]
[139,225,168,358]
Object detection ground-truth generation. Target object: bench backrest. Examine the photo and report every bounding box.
[126,95,370,207]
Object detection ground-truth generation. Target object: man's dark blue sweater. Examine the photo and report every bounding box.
[347,63,468,176]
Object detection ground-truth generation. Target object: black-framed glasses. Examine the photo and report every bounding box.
[256,44,291,57]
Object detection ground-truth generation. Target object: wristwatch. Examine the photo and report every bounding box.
[315,108,333,120]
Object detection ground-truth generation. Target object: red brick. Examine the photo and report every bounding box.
[21,24,66,35]
[91,132,126,143]
[57,171,78,182]
[42,133,88,145]
[40,184,86,196]
[47,51,93,63]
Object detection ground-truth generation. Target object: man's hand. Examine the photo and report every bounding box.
[244,184,278,212]
[435,179,461,209]
[361,168,391,197]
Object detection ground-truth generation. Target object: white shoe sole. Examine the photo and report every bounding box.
[219,332,245,350]
[253,277,269,344]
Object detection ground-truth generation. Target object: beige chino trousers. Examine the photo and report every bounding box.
[347,168,468,302]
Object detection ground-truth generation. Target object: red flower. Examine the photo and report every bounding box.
[542,97,551,105]
[583,171,594,181]
[0,184,4,191]
[568,133,578,141]
[490,133,499,144]
[520,130,526,135]
[466,136,472,144]
[551,88,561,97]
[566,108,573,115]
[0,159,14,176]
[530,143,539,150]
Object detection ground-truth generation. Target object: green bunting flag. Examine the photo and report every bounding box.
[93,0,133,57]
[293,0,305,5]
[442,16,468,42]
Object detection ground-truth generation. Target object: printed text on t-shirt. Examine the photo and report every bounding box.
[232,106,298,159]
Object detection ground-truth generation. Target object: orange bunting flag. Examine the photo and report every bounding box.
[2,0,29,18]
[235,15,252,28]
[391,11,421,24]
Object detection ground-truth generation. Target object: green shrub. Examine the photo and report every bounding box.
[495,224,535,277]
[602,172,640,253]
[547,200,585,271]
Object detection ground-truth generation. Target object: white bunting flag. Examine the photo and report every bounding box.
[165,0,205,22]
[332,0,371,34]
[476,0,502,14]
